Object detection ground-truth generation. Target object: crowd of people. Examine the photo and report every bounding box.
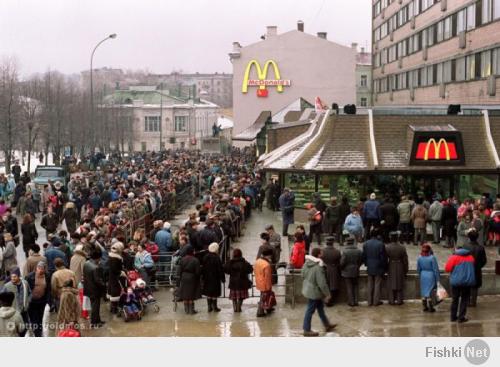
[0,147,265,336]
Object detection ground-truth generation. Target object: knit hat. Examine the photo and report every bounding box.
[11,267,21,277]
[208,242,219,253]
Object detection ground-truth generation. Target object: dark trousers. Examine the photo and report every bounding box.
[303,299,330,332]
[309,223,322,246]
[470,287,479,306]
[451,286,471,321]
[282,222,289,237]
[28,302,46,337]
[389,289,404,304]
[90,296,102,325]
[364,219,379,240]
[399,222,412,243]
[367,275,383,305]
[344,277,359,306]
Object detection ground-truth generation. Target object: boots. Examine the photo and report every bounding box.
[237,299,243,313]
[422,299,429,312]
[232,300,238,312]
[427,299,436,313]
[188,303,198,315]
[207,299,213,312]
[212,299,221,312]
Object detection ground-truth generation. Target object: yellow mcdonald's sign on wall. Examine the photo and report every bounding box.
[242,60,291,97]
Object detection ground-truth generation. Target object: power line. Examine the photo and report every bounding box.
[311,0,327,25]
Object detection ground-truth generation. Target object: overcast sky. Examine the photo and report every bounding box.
[1,0,372,77]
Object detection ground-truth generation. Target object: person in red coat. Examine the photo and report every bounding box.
[290,232,306,269]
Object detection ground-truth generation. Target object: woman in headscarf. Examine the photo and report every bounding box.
[201,242,225,312]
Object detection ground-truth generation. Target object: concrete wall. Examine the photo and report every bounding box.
[232,30,356,135]
[285,269,500,304]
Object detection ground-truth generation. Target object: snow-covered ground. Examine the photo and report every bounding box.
[0,151,55,175]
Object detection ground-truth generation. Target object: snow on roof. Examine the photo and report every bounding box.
[217,116,234,130]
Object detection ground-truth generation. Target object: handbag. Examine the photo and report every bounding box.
[436,282,448,304]
[261,291,277,310]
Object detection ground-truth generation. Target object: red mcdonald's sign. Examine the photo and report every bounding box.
[415,138,458,161]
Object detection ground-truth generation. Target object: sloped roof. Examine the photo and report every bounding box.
[233,111,272,141]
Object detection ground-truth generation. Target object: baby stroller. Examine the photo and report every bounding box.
[118,285,144,322]
[135,278,160,313]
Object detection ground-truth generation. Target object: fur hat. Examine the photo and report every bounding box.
[208,242,219,253]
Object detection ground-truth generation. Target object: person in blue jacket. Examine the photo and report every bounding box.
[417,243,440,312]
[344,207,363,243]
[363,193,380,239]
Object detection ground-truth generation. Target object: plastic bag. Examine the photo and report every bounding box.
[436,282,448,303]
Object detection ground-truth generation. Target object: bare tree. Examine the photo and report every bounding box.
[0,57,21,174]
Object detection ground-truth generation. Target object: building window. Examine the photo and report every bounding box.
[174,115,188,132]
[456,56,467,81]
[443,17,452,40]
[467,4,477,30]
[360,75,368,87]
[436,20,444,43]
[360,98,367,107]
[141,142,147,152]
[427,65,434,86]
[483,0,493,24]
[457,8,467,33]
[466,54,481,80]
[481,50,492,77]
[493,48,500,75]
[144,116,160,132]
[443,60,454,82]
[495,0,500,19]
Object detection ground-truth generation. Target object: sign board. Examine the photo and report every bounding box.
[410,131,465,165]
[242,60,291,98]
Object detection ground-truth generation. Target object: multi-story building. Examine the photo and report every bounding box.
[102,86,219,152]
[356,45,373,106]
[230,22,357,135]
[372,0,500,105]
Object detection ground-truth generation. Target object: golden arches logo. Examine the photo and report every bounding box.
[424,138,451,161]
[242,60,290,95]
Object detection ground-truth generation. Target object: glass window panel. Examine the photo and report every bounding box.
[467,4,476,30]
[467,54,476,80]
[456,57,466,81]
[495,0,500,19]
[457,9,466,33]
[481,50,492,78]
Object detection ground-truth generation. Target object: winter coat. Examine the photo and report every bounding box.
[290,240,306,269]
[344,214,363,237]
[25,271,51,305]
[254,258,272,292]
[429,201,443,222]
[23,253,47,277]
[385,242,409,291]
[57,286,80,330]
[83,260,105,298]
[379,202,399,231]
[445,248,476,287]
[397,200,413,223]
[322,246,341,290]
[177,255,201,300]
[472,218,485,246]
[201,252,225,297]
[463,242,487,288]
[224,257,253,291]
[2,280,30,313]
[441,205,458,237]
[0,307,25,337]
[1,241,18,273]
[256,242,277,264]
[51,268,77,299]
[62,208,79,234]
[323,204,341,234]
[340,245,363,278]
[363,199,380,221]
[21,222,38,250]
[417,255,440,298]
[268,232,282,262]
[41,213,59,234]
[362,238,388,276]
[107,253,124,300]
[45,247,67,274]
[279,192,295,225]
[134,251,154,270]
[411,205,428,229]
[69,251,87,286]
[301,256,330,300]
[154,229,172,253]
[456,220,472,247]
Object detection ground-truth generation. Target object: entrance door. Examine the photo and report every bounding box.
[410,175,453,200]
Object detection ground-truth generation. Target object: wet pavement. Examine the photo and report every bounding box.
[79,289,500,337]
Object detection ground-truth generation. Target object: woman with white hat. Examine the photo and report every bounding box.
[201,242,225,312]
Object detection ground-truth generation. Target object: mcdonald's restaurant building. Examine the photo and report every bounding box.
[258,108,500,207]
[229,23,357,137]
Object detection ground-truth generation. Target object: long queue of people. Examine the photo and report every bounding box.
[0,148,260,336]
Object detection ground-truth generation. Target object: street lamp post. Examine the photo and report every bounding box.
[159,82,163,151]
[90,33,117,153]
